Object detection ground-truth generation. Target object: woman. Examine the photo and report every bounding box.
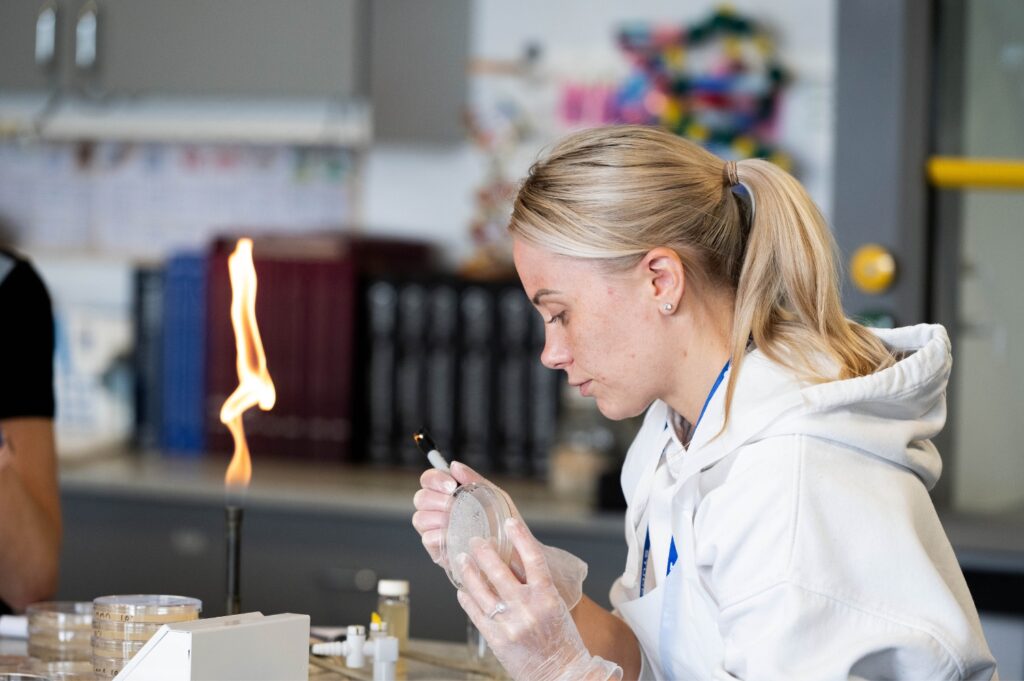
[0,245,61,613]
[412,126,996,680]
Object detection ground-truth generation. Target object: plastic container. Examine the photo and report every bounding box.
[92,654,125,679]
[90,635,146,659]
[376,579,409,651]
[439,483,514,589]
[92,618,163,642]
[26,602,92,662]
[22,658,94,681]
[92,595,201,624]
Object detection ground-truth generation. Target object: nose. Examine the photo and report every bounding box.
[540,326,571,370]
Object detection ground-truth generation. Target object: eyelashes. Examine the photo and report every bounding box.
[546,312,567,326]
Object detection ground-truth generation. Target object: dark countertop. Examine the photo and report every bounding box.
[57,451,625,537]
[58,452,1024,568]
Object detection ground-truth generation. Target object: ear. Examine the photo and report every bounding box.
[639,247,685,310]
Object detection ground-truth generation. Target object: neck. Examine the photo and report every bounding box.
[662,293,733,425]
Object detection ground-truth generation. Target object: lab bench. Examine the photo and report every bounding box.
[55,453,1024,652]
[55,452,626,643]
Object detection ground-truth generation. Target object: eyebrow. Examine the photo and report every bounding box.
[531,288,561,305]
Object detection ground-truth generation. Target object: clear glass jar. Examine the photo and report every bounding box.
[376,579,409,651]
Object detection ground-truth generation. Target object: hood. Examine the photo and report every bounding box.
[670,323,951,490]
[619,324,951,590]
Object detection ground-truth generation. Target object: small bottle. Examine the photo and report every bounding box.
[376,579,409,651]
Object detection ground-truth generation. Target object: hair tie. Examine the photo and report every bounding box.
[723,160,740,187]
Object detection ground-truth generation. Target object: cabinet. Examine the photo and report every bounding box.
[1,0,365,99]
[0,0,73,92]
[0,0,470,143]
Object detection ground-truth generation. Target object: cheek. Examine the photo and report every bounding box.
[578,307,650,379]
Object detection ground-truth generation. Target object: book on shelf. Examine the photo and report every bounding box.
[132,265,165,451]
[354,275,560,478]
[160,252,207,456]
[456,284,495,473]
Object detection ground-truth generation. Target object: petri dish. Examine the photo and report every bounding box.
[90,635,146,659]
[26,602,92,631]
[92,618,162,642]
[26,602,93,662]
[92,595,201,623]
[23,659,94,681]
[440,483,513,588]
[92,654,125,679]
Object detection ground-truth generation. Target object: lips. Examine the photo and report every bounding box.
[573,380,593,397]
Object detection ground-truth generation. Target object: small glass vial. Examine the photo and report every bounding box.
[376,579,409,651]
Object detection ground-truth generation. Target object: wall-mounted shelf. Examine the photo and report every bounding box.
[0,94,372,147]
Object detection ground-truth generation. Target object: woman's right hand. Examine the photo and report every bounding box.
[412,461,589,611]
[412,461,521,568]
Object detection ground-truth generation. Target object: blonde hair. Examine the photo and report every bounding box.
[510,125,895,425]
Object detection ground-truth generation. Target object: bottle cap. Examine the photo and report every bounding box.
[376,579,409,597]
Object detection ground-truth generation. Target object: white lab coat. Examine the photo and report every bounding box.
[609,325,997,680]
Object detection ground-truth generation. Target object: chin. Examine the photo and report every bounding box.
[594,396,647,421]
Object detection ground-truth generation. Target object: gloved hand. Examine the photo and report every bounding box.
[412,461,588,610]
[457,517,622,681]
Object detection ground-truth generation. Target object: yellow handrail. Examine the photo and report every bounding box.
[928,156,1024,190]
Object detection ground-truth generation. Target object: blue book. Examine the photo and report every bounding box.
[160,253,207,455]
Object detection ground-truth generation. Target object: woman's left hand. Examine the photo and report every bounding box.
[457,517,622,681]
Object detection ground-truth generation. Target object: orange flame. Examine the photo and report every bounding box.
[221,238,276,489]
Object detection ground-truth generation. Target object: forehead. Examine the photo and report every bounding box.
[512,238,610,300]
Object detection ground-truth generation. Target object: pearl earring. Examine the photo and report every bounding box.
[663,303,673,312]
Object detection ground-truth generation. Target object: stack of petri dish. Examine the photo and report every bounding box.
[91,595,202,679]
[26,602,92,664]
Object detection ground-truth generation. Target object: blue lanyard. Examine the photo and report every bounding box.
[639,359,730,597]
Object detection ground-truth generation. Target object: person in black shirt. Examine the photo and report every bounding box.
[0,247,61,612]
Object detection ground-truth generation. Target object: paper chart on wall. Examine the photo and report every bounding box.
[0,140,359,259]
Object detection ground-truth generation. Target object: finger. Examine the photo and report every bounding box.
[420,468,458,494]
[457,552,502,616]
[469,536,523,598]
[421,528,444,563]
[506,518,553,588]
[449,461,489,486]
[456,589,488,633]
[413,488,453,513]
[411,510,447,534]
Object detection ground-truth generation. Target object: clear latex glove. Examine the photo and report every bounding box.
[411,461,587,609]
[456,517,622,681]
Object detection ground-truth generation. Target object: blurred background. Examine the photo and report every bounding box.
[0,0,1022,672]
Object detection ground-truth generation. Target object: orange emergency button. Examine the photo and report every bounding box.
[850,244,897,294]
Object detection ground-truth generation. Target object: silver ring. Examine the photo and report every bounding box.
[486,601,508,619]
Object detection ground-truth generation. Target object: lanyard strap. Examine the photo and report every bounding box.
[696,359,731,431]
[639,359,730,597]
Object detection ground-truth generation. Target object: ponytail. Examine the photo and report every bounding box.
[723,158,895,420]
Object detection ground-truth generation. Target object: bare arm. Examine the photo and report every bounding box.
[0,417,61,610]
[572,595,641,680]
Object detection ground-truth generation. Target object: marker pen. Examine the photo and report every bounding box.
[411,428,450,472]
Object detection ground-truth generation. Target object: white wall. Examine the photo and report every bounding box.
[362,0,837,265]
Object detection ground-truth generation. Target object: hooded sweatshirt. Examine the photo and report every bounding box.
[610,324,997,680]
